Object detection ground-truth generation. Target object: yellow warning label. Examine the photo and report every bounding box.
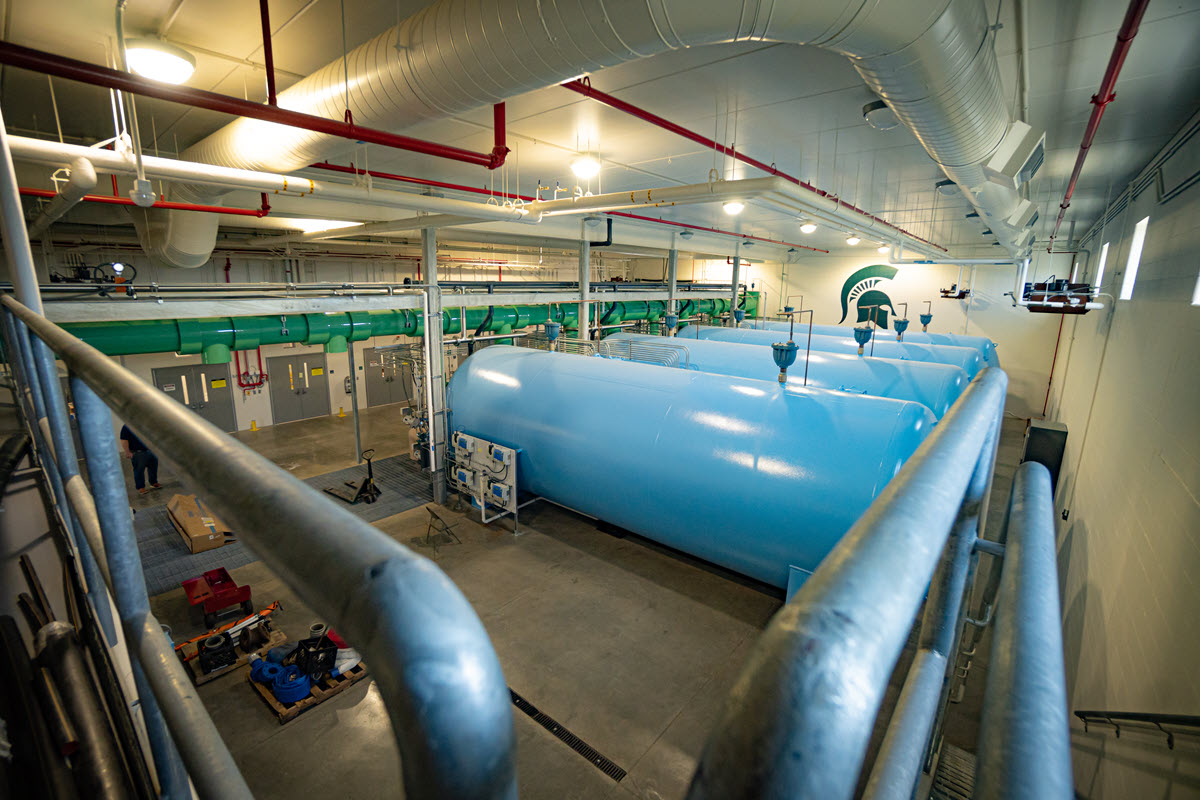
[311,368,324,376]
[211,379,227,388]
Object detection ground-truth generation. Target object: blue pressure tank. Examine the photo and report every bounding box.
[742,320,999,366]
[605,332,967,419]
[448,346,935,589]
[682,325,983,377]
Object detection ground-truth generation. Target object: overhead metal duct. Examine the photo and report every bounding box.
[149,0,1040,266]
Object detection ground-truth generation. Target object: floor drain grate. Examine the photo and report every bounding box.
[509,688,627,782]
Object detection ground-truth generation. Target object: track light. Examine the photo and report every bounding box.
[845,234,861,246]
[124,38,196,85]
[570,156,602,179]
[798,219,817,234]
[722,201,745,215]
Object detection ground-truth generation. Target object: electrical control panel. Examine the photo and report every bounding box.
[450,431,518,516]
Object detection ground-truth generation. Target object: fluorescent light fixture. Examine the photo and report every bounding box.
[722,201,745,215]
[799,220,817,234]
[570,156,601,180]
[1094,242,1109,286]
[877,244,890,254]
[845,234,861,246]
[1119,216,1149,300]
[285,218,362,234]
[124,38,196,85]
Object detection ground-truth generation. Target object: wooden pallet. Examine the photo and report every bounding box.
[178,629,288,686]
[248,664,370,724]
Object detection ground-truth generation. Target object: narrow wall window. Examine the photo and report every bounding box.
[1119,216,1150,300]
[1192,269,1200,306]
[1094,242,1109,287]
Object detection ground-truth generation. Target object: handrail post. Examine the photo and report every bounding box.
[975,462,1073,798]
[71,376,248,800]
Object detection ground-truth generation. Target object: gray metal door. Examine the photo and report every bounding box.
[362,347,412,408]
[266,354,330,425]
[152,364,237,432]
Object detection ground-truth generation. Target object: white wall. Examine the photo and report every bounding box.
[1045,115,1200,797]
[637,251,1065,417]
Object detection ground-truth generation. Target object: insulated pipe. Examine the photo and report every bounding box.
[667,244,679,322]
[20,186,268,218]
[975,462,1073,799]
[423,228,448,505]
[27,157,97,238]
[686,367,1008,800]
[6,293,517,799]
[0,109,42,311]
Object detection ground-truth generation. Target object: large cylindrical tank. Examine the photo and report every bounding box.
[448,346,935,588]
[741,320,999,366]
[680,325,983,377]
[605,332,967,419]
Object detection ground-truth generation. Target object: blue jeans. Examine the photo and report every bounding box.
[132,450,158,490]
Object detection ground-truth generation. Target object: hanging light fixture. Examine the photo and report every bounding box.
[798,218,818,234]
[877,244,890,254]
[722,201,745,215]
[570,156,602,179]
[124,38,196,85]
[845,233,862,246]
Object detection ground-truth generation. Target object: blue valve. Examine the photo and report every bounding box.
[771,341,799,384]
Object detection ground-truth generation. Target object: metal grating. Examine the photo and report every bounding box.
[597,337,691,369]
[508,688,627,782]
[930,742,976,800]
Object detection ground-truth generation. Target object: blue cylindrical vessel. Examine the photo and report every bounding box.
[681,325,983,377]
[605,332,967,419]
[741,320,999,366]
[448,346,935,588]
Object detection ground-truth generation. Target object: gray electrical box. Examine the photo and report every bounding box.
[1022,420,1068,492]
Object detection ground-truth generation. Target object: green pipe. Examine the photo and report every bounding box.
[61,296,757,363]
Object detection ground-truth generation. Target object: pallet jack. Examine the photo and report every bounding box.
[324,448,383,505]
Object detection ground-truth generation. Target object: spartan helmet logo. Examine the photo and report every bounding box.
[839,265,900,329]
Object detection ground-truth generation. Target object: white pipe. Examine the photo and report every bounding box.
[27,157,98,239]
[888,244,1015,266]
[252,214,495,247]
[8,135,529,224]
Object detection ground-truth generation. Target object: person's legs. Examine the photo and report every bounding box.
[131,451,148,491]
[147,453,160,488]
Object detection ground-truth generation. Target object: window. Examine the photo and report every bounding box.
[1192,270,1200,307]
[1119,216,1149,300]
[1094,242,1109,287]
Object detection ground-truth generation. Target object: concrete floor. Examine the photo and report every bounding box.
[147,410,1025,799]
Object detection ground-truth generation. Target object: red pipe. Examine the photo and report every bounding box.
[19,187,269,216]
[0,41,510,170]
[258,0,278,107]
[1047,0,1150,251]
[562,78,946,252]
[308,162,828,252]
[235,347,266,389]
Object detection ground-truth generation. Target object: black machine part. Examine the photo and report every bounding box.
[198,632,238,675]
[293,635,337,681]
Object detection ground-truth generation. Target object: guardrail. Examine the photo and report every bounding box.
[0,293,518,799]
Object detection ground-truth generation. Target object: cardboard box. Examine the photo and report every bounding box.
[166,494,234,554]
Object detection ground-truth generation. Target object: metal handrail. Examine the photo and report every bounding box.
[976,462,1073,799]
[686,366,1009,800]
[1074,710,1200,750]
[1,293,518,799]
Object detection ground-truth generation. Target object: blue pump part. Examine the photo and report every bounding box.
[739,320,998,366]
[920,312,934,326]
[681,325,984,377]
[663,313,678,329]
[449,346,934,588]
[251,659,283,683]
[733,308,746,322]
[853,327,874,347]
[271,665,312,704]
[771,341,799,370]
[607,332,966,419]
[545,321,561,341]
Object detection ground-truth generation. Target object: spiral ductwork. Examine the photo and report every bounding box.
[148,0,1036,267]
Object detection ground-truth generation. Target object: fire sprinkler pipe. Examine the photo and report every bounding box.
[0,41,511,170]
[1046,0,1151,251]
[259,0,278,107]
[563,78,947,253]
[19,187,270,218]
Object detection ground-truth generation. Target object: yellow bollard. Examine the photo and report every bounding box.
[250,420,257,432]
[338,406,346,418]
